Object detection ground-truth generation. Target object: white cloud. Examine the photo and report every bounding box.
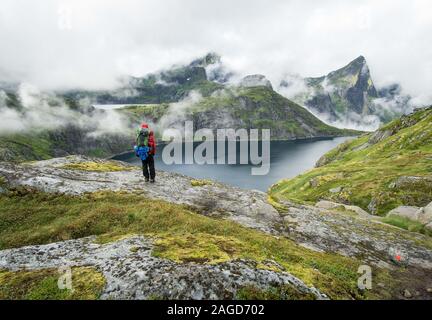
[0,83,131,135]
[0,0,430,104]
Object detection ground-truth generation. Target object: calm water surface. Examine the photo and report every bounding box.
[114,137,352,191]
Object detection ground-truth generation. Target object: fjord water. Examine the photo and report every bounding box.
[115,137,352,191]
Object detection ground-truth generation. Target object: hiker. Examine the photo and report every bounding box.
[134,123,156,183]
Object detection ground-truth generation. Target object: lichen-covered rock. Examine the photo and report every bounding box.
[0,236,326,300]
[418,202,432,225]
[281,199,432,269]
[390,176,432,190]
[329,186,343,193]
[0,156,280,234]
[386,202,432,228]
[387,206,421,221]
[315,200,373,219]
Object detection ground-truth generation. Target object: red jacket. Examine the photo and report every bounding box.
[148,131,156,155]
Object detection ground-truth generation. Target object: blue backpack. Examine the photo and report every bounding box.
[134,145,150,161]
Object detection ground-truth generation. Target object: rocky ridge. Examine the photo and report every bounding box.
[0,235,325,300]
[1,156,432,299]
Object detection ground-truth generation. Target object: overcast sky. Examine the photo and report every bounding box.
[0,0,431,104]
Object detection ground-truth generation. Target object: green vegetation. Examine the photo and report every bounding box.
[116,86,359,141]
[0,132,53,162]
[0,267,105,300]
[270,107,432,216]
[229,87,358,138]
[381,215,432,236]
[236,284,315,300]
[62,161,135,172]
[190,179,212,187]
[0,189,397,299]
[121,104,170,123]
[0,125,132,162]
[179,86,359,139]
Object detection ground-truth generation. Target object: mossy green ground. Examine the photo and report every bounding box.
[381,216,432,237]
[0,132,53,162]
[0,189,398,299]
[236,284,316,300]
[61,161,135,172]
[270,108,432,217]
[0,267,105,300]
[190,179,212,187]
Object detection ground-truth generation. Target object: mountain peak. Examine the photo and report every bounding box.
[327,55,368,79]
[239,74,273,89]
[190,52,221,67]
[354,55,366,63]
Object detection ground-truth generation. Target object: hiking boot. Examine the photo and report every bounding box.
[145,177,150,182]
[150,179,155,183]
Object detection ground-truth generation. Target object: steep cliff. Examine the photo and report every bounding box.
[122,86,359,140]
[270,107,432,216]
[279,56,411,129]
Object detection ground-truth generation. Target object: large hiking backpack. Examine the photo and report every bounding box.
[134,145,150,161]
[137,128,149,147]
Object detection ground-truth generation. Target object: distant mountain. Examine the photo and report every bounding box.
[279,56,412,130]
[62,53,228,105]
[121,85,358,141]
[61,53,360,140]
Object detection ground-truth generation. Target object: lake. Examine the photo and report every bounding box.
[114,137,352,191]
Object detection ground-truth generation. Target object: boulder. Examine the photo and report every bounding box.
[386,202,432,227]
[368,198,378,215]
[239,74,273,89]
[403,289,412,299]
[417,202,432,225]
[329,186,342,193]
[316,200,342,210]
[387,206,420,221]
[389,176,432,190]
[315,200,372,219]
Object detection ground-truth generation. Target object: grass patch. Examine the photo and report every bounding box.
[61,161,135,172]
[0,133,53,162]
[153,233,241,264]
[190,179,212,187]
[0,176,7,189]
[236,284,316,300]
[381,216,432,236]
[0,267,105,300]
[267,194,288,212]
[0,189,396,299]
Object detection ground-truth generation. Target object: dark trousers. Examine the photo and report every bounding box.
[142,155,155,180]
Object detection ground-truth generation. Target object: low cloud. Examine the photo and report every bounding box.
[157,90,203,137]
[0,0,430,106]
[277,74,309,100]
[0,83,131,136]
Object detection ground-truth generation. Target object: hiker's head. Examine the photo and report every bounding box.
[141,123,149,129]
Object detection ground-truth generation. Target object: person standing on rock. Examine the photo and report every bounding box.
[135,123,156,183]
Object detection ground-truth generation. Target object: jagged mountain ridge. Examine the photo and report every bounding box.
[0,53,360,161]
[62,53,227,105]
[279,56,411,130]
